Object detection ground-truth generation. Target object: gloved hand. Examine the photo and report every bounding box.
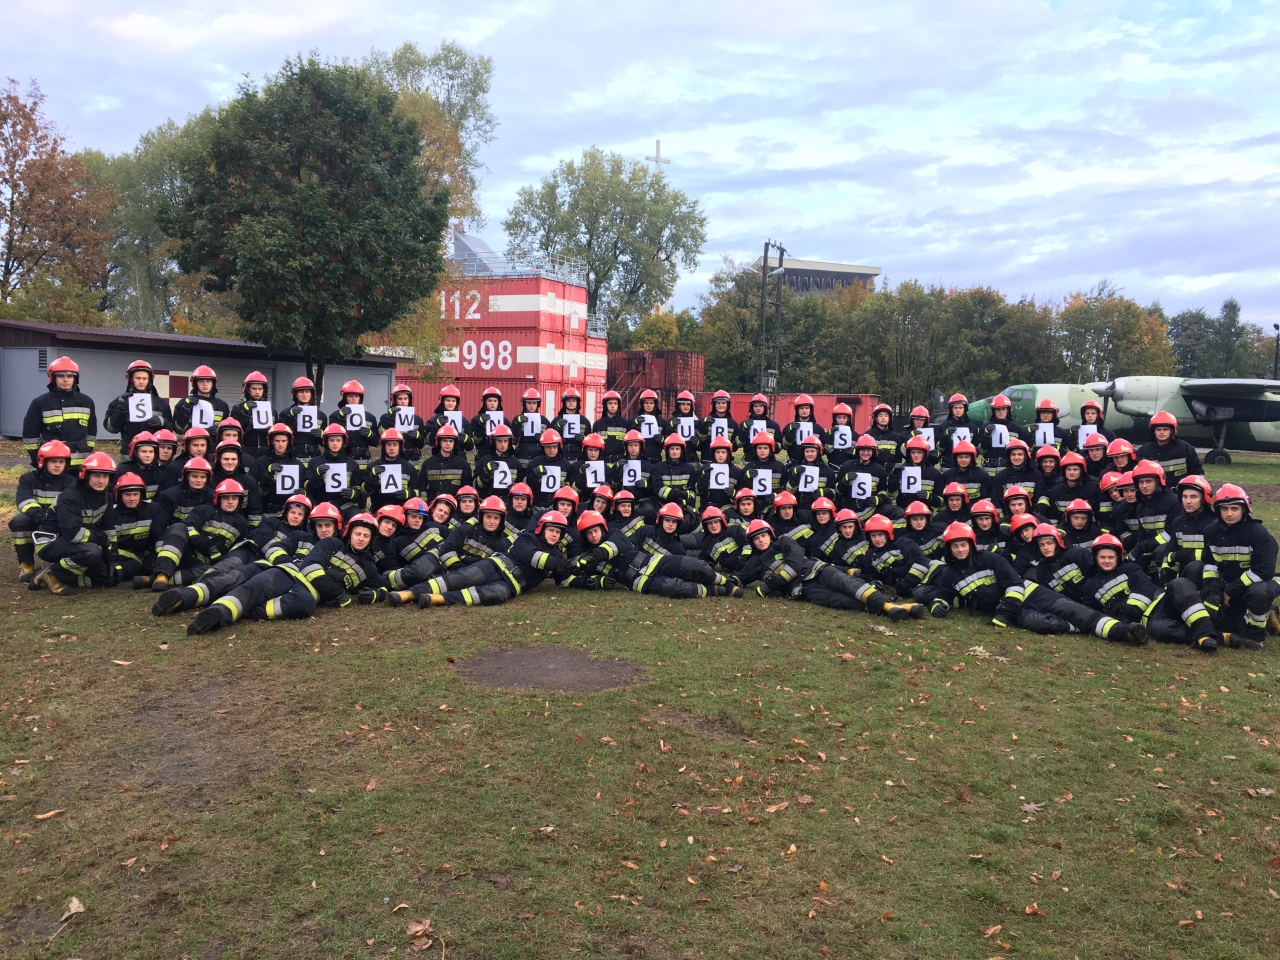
[357,586,387,604]
[588,546,610,563]
[1158,565,1177,585]
[601,576,617,591]
[930,599,950,619]
[336,592,353,607]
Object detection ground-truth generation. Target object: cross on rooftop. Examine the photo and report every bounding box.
[646,140,670,175]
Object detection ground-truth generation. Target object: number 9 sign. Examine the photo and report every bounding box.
[461,339,513,371]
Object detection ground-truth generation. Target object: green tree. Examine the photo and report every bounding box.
[503,147,707,344]
[364,41,496,225]
[166,55,450,395]
[1058,282,1175,381]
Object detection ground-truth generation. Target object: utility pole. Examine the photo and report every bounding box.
[757,241,786,413]
[1272,324,1278,380]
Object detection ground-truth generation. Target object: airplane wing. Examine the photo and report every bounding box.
[1180,378,1280,396]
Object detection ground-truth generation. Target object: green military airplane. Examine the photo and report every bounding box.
[965,377,1280,464]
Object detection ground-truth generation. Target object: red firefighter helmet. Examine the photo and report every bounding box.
[943,481,969,502]
[562,386,582,400]
[539,428,563,447]
[1009,513,1039,536]
[1064,498,1093,515]
[534,510,570,535]
[990,393,1012,410]
[182,426,211,444]
[656,502,684,522]
[663,433,686,449]
[1059,451,1086,470]
[322,422,348,439]
[904,500,932,517]
[638,388,658,402]
[438,384,461,400]
[391,383,414,401]
[216,418,242,437]
[553,486,580,507]
[242,370,268,390]
[1213,483,1251,515]
[36,439,73,468]
[1090,532,1126,560]
[182,456,212,477]
[1117,471,1135,488]
[379,427,404,448]
[909,405,930,421]
[1080,399,1104,418]
[1106,438,1135,459]
[191,364,217,382]
[479,495,508,516]
[576,509,608,534]
[1099,471,1122,493]
[267,422,294,441]
[943,521,976,545]
[773,491,798,508]
[1083,432,1109,450]
[1035,444,1060,461]
[488,422,514,441]
[434,424,460,442]
[581,432,605,451]
[291,376,315,394]
[1132,459,1165,484]
[793,393,814,409]
[904,435,930,453]
[870,402,892,417]
[214,478,247,503]
[745,518,775,541]
[1005,438,1030,455]
[310,502,344,534]
[750,393,768,406]
[78,451,116,478]
[47,356,80,383]
[1002,485,1031,503]
[835,508,860,526]
[750,431,776,450]
[1035,398,1059,415]
[1177,474,1213,503]
[709,435,733,452]
[835,402,855,418]
[509,482,533,499]
[115,472,146,499]
[376,504,406,528]
[969,498,998,519]
[700,505,726,524]
[947,393,969,407]
[951,439,977,458]
[129,432,157,455]
[456,485,478,502]
[345,513,379,539]
[283,493,313,514]
[623,429,644,445]
[340,380,365,398]
[733,487,756,505]
[1033,522,1064,548]
[1149,410,1179,435]
[810,496,836,516]
[712,389,731,402]
[863,514,894,539]
[676,389,694,403]
[800,435,823,452]
[602,389,621,402]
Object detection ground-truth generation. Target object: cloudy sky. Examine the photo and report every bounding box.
[6,0,1280,321]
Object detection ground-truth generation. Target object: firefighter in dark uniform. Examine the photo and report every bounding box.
[379,384,427,461]
[29,451,118,595]
[329,380,378,462]
[593,390,631,461]
[1136,411,1203,480]
[1192,484,1279,651]
[733,394,782,454]
[697,390,738,461]
[278,377,328,459]
[103,359,173,453]
[862,402,902,467]
[977,394,1030,472]
[22,356,97,467]
[937,393,979,468]
[781,394,829,463]
[630,389,671,462]
[172,364,231,434]
[10,440,76,581]
[229,371,275,457]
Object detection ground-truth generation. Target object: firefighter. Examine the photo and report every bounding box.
[211,438,264,525]
[781,394,829,462]
[999,485,1039,525]
[590,485,616,518]
[769,490,812,546]
[475,423,520,501]
[304,423,366,518]
[154,429,179,471]
[1037,451,1100,521]
[1106,438,1136,474]
[593,390,631,461]
[523,429,573,509]
[470,386,507,450]
[167,426,212,480]
[22,356,97,467]
[1024,523,1092,602]
[116,432,165,501]
[937,482,972,527]
[329,380,378,462]
[1109,471,1140,543]
[1077,399,1116,444]
[412,510,571,608]
[417,424,473,501]
[150,456,215,539]
[1126,460,1178,571]
[725,488,760,530]
[668,391,701,460]
[806,498,858,565]
[630,389,671,461]
[1000,513,1042,575]
[969,499,1003,552]
[698,390,738,461]
[364,428,416,512]
[1029,398,1073,453]
[862,402,901,467]
[610,429,656,517]
[424,384,471,453]
[997,570,1146,644]
[697,505,749,574]
[596,504,739,599]
[379,384,427,460]
[229,371,275,456]
[148,478,251,591]
[186,512,386,633]
[900,405,940,466]
[937,393,979,468]
[29,451,118,595]
[733,394,782,454]
[741,432,785,512]
[252,423,305,518]
[915,522,1022,618]
[991,438,1038,499]
[695,436,743,511]
[381,495,458,590]
[609,489,646,540]
[900,500,946,558]
[977,394,1030,471]
[738,518,921,618]
[109,472,159,587]
[1061,498,1103,549]
[278,377,327,459]
[568,433,608,497]
[103,359,173,452]
[552,387,590,460]
[512,389,547,468]
[1136,411,1203,480]
[368,504,413,573]
[1193,484,1278,650]
[246,493,316,570]
[1031,445,1062,505]
[1082,534,1219,650]
[854,514,934,598]
[1153,475,1215,583]
[172,364,230,434]
[651,433,699,510]
[941,439,991,503]
[11,440,76,581]
[892,435,943,512]
[786,435,838,510]
[1081,433,1111,479]
[1097,471,1124,533]
[506,483,536,533]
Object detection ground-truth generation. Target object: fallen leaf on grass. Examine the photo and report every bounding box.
[1051,870,1061,881]
[620,861,639,870]
[1025,903,1045,915]
[659,739,672,753]
[818,880,828,892]
[160,836,182,851]
[487,875,509,889]
[365,779,376,792]
[727,864,743,873]
[58,897,85,923]
[34,809,63,820]
[1213,852,1224,863]
[118,857,137,868]
[1257,787,1275,797]
[391,903,409,912]
[1220,911,1244,919]
[982,924,1002,938]
[687,876,697,885]
[765,802,789,814]
[917,919,935,927]
[881,855,894,865]
[1269,888,1280,900]
[1178,919,1195,928]
[539,825,556,835]
[837,653,855,662]
[110,660,132,666]
[878,910,894,923]
[795,794,813,805]
[517,913,535,920]
[405,919,432,937]
[1020,802,1045,814]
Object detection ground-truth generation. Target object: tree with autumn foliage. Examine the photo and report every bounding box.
[0,79,115,324]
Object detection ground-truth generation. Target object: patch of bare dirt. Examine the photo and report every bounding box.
[78,680,276,809]
[458,645,647,694]
[0,905,68,951]
[1244,484,1280,503]
[649,706,743,740]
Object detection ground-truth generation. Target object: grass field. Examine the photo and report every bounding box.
[1,461,1279,958]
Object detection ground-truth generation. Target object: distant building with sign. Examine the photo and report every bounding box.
[751,256,882,295]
